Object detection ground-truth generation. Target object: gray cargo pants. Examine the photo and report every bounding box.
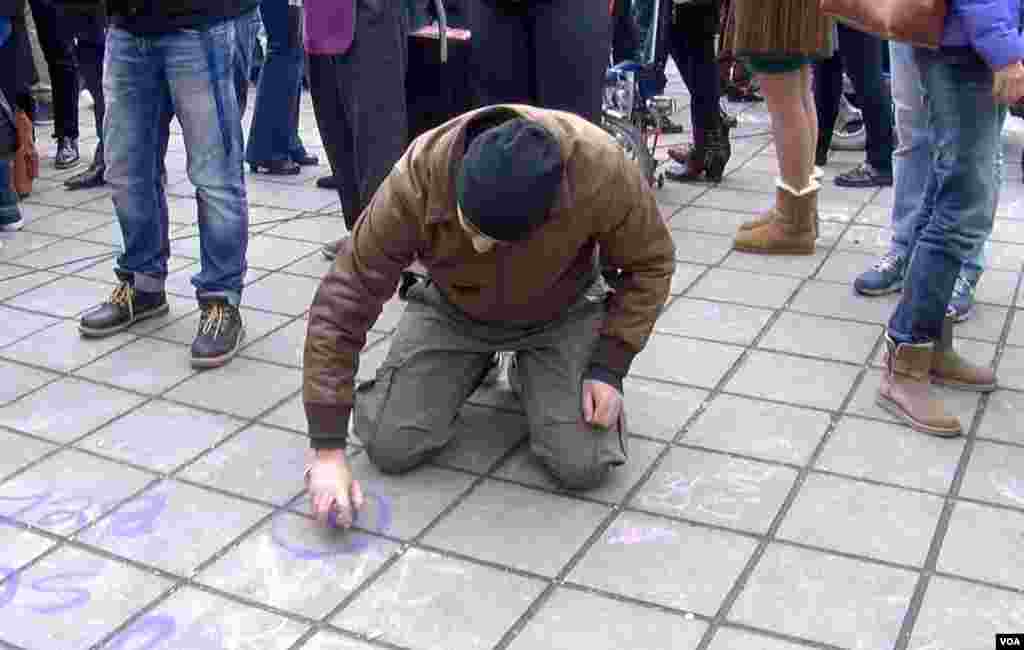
[354,273,629,489]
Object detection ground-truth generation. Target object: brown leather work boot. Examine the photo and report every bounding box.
[931,316,997,392]
[877,335,961,437]
[733,181,818,255]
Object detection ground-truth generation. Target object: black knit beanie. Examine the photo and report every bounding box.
[456,117,564,242]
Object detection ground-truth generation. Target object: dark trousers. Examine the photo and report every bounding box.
[666,4,720,133]
[468,0,611,124]
[307,0,408,230]
[813,24,894,172]
[612,0,639,64]
[28,0,106,143]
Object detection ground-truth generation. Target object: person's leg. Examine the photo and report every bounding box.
[855,41,929,296]
[354,279,498,473]
[28,0,80,167]
[760,69,814,190]
[812,51,843,166]
[881,49,1001,434]
[245,0,303,171]
[308,52,354,215]
[468,0,531,107]
[233,8,260,118]
[64,10,107,189]
[79,26,170,337]
[611,0,639,64]
[834,24,894,186]
[515,292,627,489]
[0,160,22,229]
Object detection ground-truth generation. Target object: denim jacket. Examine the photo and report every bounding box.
[943,0,1024,69]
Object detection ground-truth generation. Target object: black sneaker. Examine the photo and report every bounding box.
[79,281,169,338]
[55,137,80,170]
[64,160,106,190]
[834,163,893,188]
[191,300,246,368]
[316,175,337,190]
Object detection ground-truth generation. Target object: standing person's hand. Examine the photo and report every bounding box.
[582,380,623,429]
[993,61,1024,105]
[306,448,364,528]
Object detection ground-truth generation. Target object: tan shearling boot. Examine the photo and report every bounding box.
[931,316,997,392]
[733,179,818,255]
[877,335,961,436]
[739,167,823,232]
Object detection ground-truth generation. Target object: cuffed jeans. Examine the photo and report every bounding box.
[888,48,1005,344]
[887,42,992,285]
[104,19,249,306]
[0,160,20,225]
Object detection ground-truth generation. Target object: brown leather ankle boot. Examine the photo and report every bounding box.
[877,335,961,436]
[732,180,818,255]
[931,316,997,391]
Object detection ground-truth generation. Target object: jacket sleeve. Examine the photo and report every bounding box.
[302,150,426,449]
[956,0,1024,69]
[589,153,676,381]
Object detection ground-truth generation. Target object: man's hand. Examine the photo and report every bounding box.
[994,62,1024,105]
[306,448,364,529]
[582,380,623,429]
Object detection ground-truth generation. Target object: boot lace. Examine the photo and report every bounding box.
[198,302,230,339]
[951,275,973,300]
[872,253,903,273]
[109,282,135,320]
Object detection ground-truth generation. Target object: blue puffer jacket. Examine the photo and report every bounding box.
[943,0,1024,68]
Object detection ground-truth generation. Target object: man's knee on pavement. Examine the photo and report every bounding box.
[363,425,439,475]
[539,454,612,491]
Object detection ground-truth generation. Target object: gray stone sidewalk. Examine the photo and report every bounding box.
[0,77,1023,650]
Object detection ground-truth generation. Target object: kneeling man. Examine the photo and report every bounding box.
[303,105,676,527]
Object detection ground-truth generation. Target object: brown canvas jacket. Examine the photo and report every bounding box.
[304,104,676,448]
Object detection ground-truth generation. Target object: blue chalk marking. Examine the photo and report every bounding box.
[106,615,177,650]
[110,493,168,538]
[271,489,393,559]
[0,566,19,609]
[27,571,99,614]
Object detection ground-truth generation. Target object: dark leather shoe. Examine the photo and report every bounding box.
[191,300,245,368]
[250,159,301,175]
[79,282,169,338]
[64,161,106,190]
[291,150,319,166]
[316,175,337,190]
[55,137,80,170]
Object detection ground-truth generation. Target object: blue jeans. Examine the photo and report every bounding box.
[888,42,992,285]
[104,19,249,306]
[0,160,20,225]
[245,0,305,163]
[234,8,260,117]
[888,48,1006,344]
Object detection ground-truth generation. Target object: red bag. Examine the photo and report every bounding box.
[819,0,947,49]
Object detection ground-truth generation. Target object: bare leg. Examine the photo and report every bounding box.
[759,68,814,190]
[801,65,818,180]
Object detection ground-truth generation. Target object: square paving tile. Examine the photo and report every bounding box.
[0,546,171,650]
[242,272,322,315]
[726,350,859,411]
[959,441,1024,510]
[148,305,289,347]
[299,632,380,650]
[837,224,894,255]
[423,480,609,577]
[779,473,943,567]
[632,448,797,533]
[977,390,1024,444]
[669,207,750,235]
[81,480,270,575]
[14,239,116,274]
[431,405,529,474]
[6,276,116,318]
[956,303,1010,343]
[846,369,982,429]
[164,358,301,418]
[0,232,61,261]
[1008,312,1024,347]
[80,400,243,473]
[997,346,1024,391]
[75,338,196,395]
[683,394,829,465]
[261,392,308,433]
[974,269,1019,306]
[759,312,881,364]
[707,628,813,650]
[622,377,707,441]
[730,543,918,650]
[265,214,348,243]
[24,207,113,237]
[245,235,323,270]
[199,511,398,619]
[507,587,706,650]
[0,359,55,404]
[670,263,706,295]
[630,333,743,388]
[0,319,137,373]
[0,430,56,480]
[0,449,153,535]
[181,425,310,505]
[0,377,146,443]
[789,280,901,325]
[687,267,802,309]
[656,297,772,345]
[570,511,756,614]
[105,587,307,650]
[721,248,830,279]
[0,269,61,302]
[0,306,60,347]
[813,249,878,284]
[494,436,665,505]
[907,576,1024,650]
[336,548,545,650]
[240,316,309,367]
[0,525,57,575]
[670,231,734,265]
[939,501,1024,591]
[817,416,964,494]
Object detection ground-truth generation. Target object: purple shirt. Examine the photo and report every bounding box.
[303,0,355,55]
